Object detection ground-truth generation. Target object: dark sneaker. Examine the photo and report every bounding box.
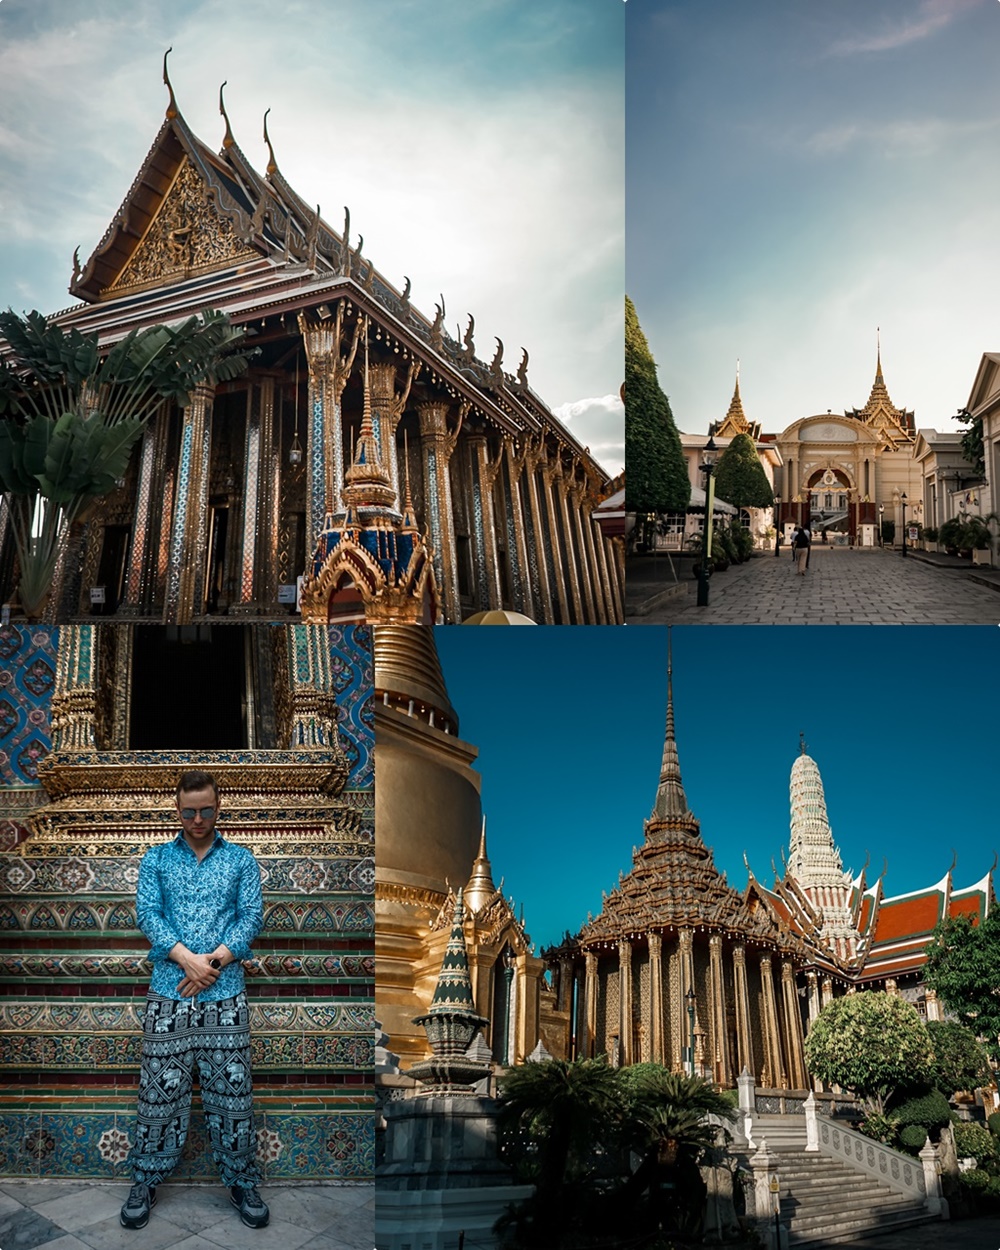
[231,1185,269,1229]
[120,1182,156,1229]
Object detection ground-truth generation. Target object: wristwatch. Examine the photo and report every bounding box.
[209,958,222,970]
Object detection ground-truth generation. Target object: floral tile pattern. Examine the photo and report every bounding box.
[0,625,57,788]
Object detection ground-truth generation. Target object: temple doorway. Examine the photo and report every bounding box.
[806,468,853,542]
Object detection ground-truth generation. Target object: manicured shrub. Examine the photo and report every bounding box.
[987,1111,1000,1138]
[898,1124,929,1154]
[890,1089,953,1135]
[954,1122,998,1166]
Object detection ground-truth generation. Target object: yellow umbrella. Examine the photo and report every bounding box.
[461,610,537,625]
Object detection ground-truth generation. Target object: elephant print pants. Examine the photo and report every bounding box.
[127,992,260,1188]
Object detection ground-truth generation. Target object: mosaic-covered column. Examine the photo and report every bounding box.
[502,439,532,618]
[299,307,361,542]
[618,938,633,1067]
[234,378,279,615]
[417,401,463,624]
[50,624,97,751]
[581,495,610,624]
[584,950,598,1060]
[568,480,599,624]
[287,624,335,748]
[805,970,821,1024]
[733,944,755,1081]
[709,934,731,1087]
[781,959,807,1089]
[467,433,502,611]
[164,384,213,625]
[758,955,787,1089]
[821,976,834,1009]
[540,458,571,624]
[518,442,553,623]
[122,409,168,614]
[555,468,585,624]
[648,932,664,1064]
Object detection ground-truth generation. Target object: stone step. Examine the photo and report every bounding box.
[788,1208,932,1247]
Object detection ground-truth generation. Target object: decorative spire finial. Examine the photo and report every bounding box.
[162,48,178,120]
[219,81,234,149]
[649,626,698,831]
[263,107,278,177]
[800,730,806,754]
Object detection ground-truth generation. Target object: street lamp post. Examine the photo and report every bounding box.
[878,503,885,548]
[773,494,782,556]
[685,986,696,1076]
[901,493,908,558]
[696,436,718,607]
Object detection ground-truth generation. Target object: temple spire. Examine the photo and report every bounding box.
[464,818,497,914]
[650,629,697,826]
[788,744,846,888]
[162,48,178,120]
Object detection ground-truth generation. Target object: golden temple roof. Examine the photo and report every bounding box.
[373,624,458,734]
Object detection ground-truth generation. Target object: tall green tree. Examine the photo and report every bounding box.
[625,296,689,518]
[803,992,933,1115]
[925,1020,993,1096]
[713,431,774,509]
[0,309,255,617]
[925,912,1000,1062]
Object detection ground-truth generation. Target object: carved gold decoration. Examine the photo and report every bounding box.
[106,158,258,295]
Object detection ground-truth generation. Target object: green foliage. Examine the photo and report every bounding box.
[858,1112,899,1146]
[898,1124,930,1154]
[923,526,939,542]
[803,992,934,1115]
[953,1121,998,1166]
[619,1067,734,1166]
[0,308,255,617]
[988,1111,1000,1138]
[625,297,690,515]
[890,1088,953,1132]
[710,523,736,569]
[925,912,1000,1062]
[926,1020,993,1096]
[955,408,985,477]
[729,518,754,561]
[961,1167,991,1194]
[712,433,774,510]
[880,519,895,544]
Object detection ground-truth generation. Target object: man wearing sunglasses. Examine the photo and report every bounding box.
[120,770,268,1231]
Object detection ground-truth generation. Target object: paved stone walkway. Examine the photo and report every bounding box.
[629,547,1000,624]
[829,1212,1000,1247]
[0,1180,373,1250]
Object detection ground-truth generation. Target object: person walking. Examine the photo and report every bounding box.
[120,770,268,1231]
[792,523,811,575]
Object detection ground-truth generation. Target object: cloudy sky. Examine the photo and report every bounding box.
[629,0,1000,439]
[0,0,624,473]
[436,625,998,955]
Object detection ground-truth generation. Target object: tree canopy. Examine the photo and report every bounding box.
[803,991,933,1114]
[624,296,689,515]
[925,912,1000,1062]
[926,1020,993,1096]
[712,431,774,509]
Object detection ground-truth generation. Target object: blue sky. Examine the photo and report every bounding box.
[436,625,999,955]
[0,0,624,472]
[628,0,1000,438]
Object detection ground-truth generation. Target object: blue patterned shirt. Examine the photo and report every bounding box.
[136,832,263,1001]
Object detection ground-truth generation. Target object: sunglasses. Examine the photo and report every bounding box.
[179,807,217,821]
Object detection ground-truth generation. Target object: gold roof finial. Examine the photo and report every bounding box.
[263,107,278,177]
[219,81,234,149]
[342,320,394,508]
[800,730,807,755]
[162,47,178,120]
[400,429,419,535]
[464,817,498,915]
[876,326,882,379]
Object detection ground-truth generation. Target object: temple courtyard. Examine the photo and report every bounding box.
[0,1180,372,1250]
[628,546,1000,624]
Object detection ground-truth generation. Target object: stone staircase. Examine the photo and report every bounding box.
[750,1115,937,1247]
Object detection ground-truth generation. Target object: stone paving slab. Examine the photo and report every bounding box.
[0,1181,374,1250]
[628,547,1000,624]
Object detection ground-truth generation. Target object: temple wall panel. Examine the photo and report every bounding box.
[597,962,618,1060]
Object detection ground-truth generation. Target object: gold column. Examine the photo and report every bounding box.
[821,976,834,1009]
[925,988,942,1022]
[709,934,731,1087]
[234,376,278,613]
[370,358,419,505]
[164,383,213,625]
[648,932,664,1065]
[581,490,610,624]
[584,950,598,1059]
[733,944,754,1080]
[556,467,585,623]
[467,433,503,610]
[781,958,807,1090]
[679,927,695,1072]
[568,477,598,624]
[122,409,167,613]
[618,938,633,1067]
[595,527,623,625]
[759,955,787,1089]
[503,438,533,618]
[521,442,555,623]
[609,535,626,624]
[417,400,464,623]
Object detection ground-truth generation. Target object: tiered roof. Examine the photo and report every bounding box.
[845,339,915,445]
[713,367,762,440]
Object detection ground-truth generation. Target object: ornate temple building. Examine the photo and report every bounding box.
[374,625,558,1072]
[0,62,622,625]
[0,622,373,1180]
[547,647,811,1089]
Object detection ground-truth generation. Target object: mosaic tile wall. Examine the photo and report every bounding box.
[0,625,57,789]
[0,624,374,1181]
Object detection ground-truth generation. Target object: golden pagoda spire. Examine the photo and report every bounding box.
[341,323,395,510]
[715,361,750,436]
[465,818,498,914]
[650,628,697,828]
[400,430,419,535]
[219,81,235,150]
[162,48,178,120]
